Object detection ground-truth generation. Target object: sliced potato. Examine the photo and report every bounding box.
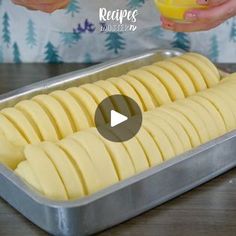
[67,87,105,126]
[0,138,24,169]
[95,80,132,117]
[24,145,68,201]
[15,100,58,142]
[155,60,196,96]
[159,107,201,148]
[143,65,185,101]
[169,57,207,91]
[149,109,192,152]
[122,75,156,111]
[197,91,235,132]
[166,103,209,143]
[33,95,73,139]
[58,138,102,195]
[143,119,175,161]
[180,54,219,87]
[0,113,28,146]
[131,126,163,167]
[71,131,119,188]
[128,69,171,106]
[50,90,90,130]
[88,128,135,180]
[190,95,226,136]
[80,84,115,123]
[109,126,149,173]
[41,142,85,199]
[145,113,184,156]
[1,108,40,144]
[15,160,42,192]
[186,53,220,79]
[108,77,144,113]
[176,99,219,139]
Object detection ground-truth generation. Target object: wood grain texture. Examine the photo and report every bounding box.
[0,63,235,236]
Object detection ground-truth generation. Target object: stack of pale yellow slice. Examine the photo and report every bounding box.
[1,52,235,201]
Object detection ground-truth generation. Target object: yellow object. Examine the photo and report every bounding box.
[159,107,201,147]
[1,108,40,144]
[67,87,105,126]
[0,113,28,146]
[145,113,184,155]
[143,65,185,101]
[155,60,196,97]
[149,109,192,152]
[155,0,206,22]
[197,91,235,132]
[128,69,171,106]
[15,100,58,142]
[95,80,132,117]
[177,99,219,139]
[71,131,119,188]
[169,57,207,91]
[109,126,149,173]
[220,73,236,83]
[80,84,115,123]
[180,54,219,87]
[58,138,102,195]
[167,103,209,143]
[208,89,236,127]
[50,90,91,130]
[186,53,220,79]
[88,128,135,180]
[24,145,68,201]
[122,75,156,111]
[132,126,163,167]
[190,95,226,136]
[0,139,24,169]
[32,95,73,139]
[41,142,85,199]
[108,77,144,113]
[143,119,175,161]
[15,160,42,192]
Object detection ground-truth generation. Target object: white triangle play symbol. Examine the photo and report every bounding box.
[110,110,128,128]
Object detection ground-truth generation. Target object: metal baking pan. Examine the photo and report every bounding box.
[0,49,236,236]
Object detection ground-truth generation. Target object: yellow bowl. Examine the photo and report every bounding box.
[155,0,206,22]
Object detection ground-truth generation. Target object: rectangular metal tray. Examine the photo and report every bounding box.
[0,49,236,236]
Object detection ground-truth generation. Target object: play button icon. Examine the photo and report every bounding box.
[95,95,142,142]
[110,110,128,127]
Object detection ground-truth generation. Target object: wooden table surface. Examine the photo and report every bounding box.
[0,63,236,236]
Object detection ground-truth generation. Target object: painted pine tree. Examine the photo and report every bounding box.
[0,46,3,63]
[2,12,11,47]
[171,32,190,51]
[230,18,236,43]
[127,0,145,9]
[44,42,62,63]
[84,53,92,64]
[26,19,37,48]
[105,32,126,54]
[208,35,219,62]
[13,42,21,63]
[60,32,81,47]
[150,26,164,39]
[66,0,80,17]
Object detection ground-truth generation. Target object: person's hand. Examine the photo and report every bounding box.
[161,0,236,32]
[11,0,70,13]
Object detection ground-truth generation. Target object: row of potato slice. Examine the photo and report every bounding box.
[0,53,220,169]
[14,73,236,200]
